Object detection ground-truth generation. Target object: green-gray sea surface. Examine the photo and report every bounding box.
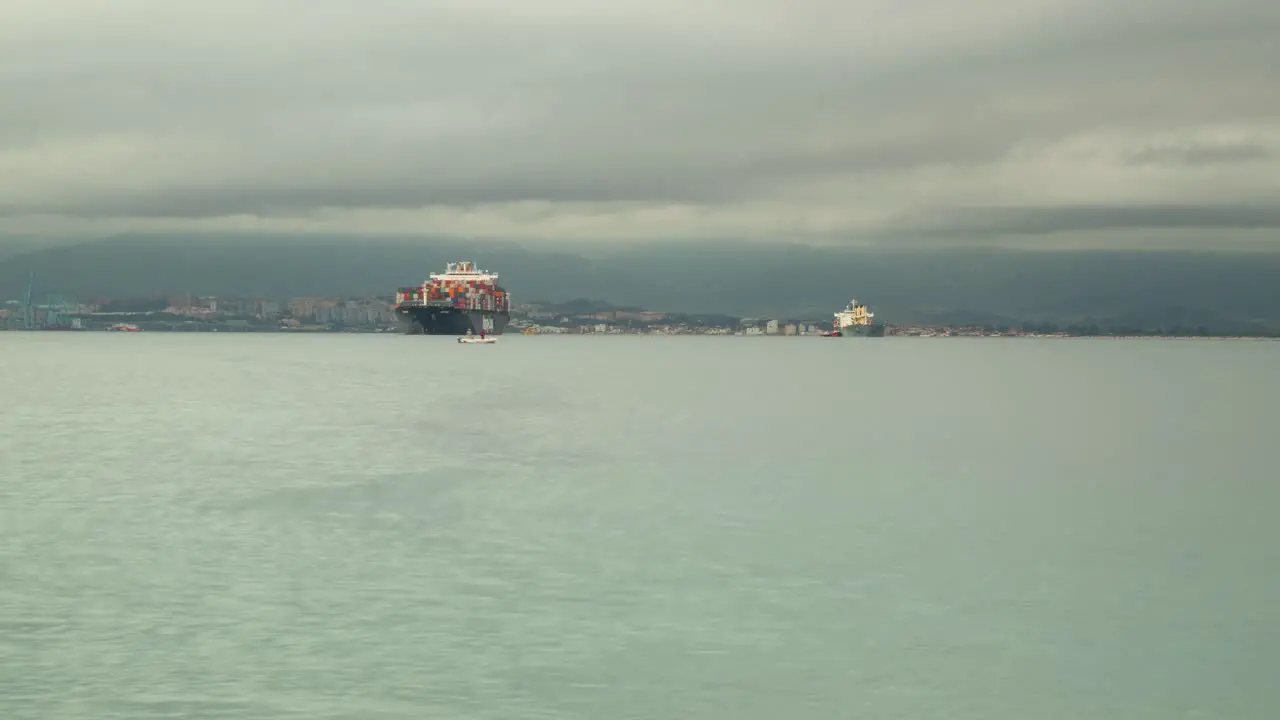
[2,334,1277,719]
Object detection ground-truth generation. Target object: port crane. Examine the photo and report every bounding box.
[22,271,34,330]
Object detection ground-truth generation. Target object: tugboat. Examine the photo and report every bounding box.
[824,298,885,337]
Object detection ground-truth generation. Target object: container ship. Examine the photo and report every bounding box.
[824,298,885,337]
[394,261,511,336]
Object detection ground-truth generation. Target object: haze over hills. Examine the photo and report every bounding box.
[0,237,78,262]
[2,234,1278,330]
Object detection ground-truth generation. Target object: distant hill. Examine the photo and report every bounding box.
[0,237,71,262]
[1,233,1278,329]
[526,298,647,315]
[0,236,98,260]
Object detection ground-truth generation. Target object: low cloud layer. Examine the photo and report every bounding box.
[2,0,1279,247]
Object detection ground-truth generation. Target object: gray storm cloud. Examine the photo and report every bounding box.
[1,0,1278,245]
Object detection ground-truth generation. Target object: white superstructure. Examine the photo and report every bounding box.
[429,261,499,285]
[834,298,875,330]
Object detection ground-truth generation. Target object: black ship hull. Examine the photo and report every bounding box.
[836,323,886,337]
[396,306,510,336]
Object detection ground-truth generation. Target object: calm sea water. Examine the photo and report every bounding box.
[2,333,1278,719]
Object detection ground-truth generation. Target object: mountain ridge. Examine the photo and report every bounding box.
[2,233,1278,328]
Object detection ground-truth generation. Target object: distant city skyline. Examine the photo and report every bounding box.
[2,1,1278,250]
[6,291,1278,338]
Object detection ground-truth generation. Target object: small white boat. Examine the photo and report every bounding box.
[458,335,496,344]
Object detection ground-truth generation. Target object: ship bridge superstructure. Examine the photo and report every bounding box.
[429,261,499,285]
[835,298,875,328]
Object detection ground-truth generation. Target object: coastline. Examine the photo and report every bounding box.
[4,326,1277,340]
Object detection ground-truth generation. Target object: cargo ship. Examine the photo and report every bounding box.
[394,261,511,336]
[824,298,885,337]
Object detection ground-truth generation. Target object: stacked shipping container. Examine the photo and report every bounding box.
[396,280,510,313]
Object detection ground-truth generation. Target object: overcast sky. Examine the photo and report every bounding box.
[2,0,1278,247]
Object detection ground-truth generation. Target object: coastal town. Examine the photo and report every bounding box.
[2,292,1269,338]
